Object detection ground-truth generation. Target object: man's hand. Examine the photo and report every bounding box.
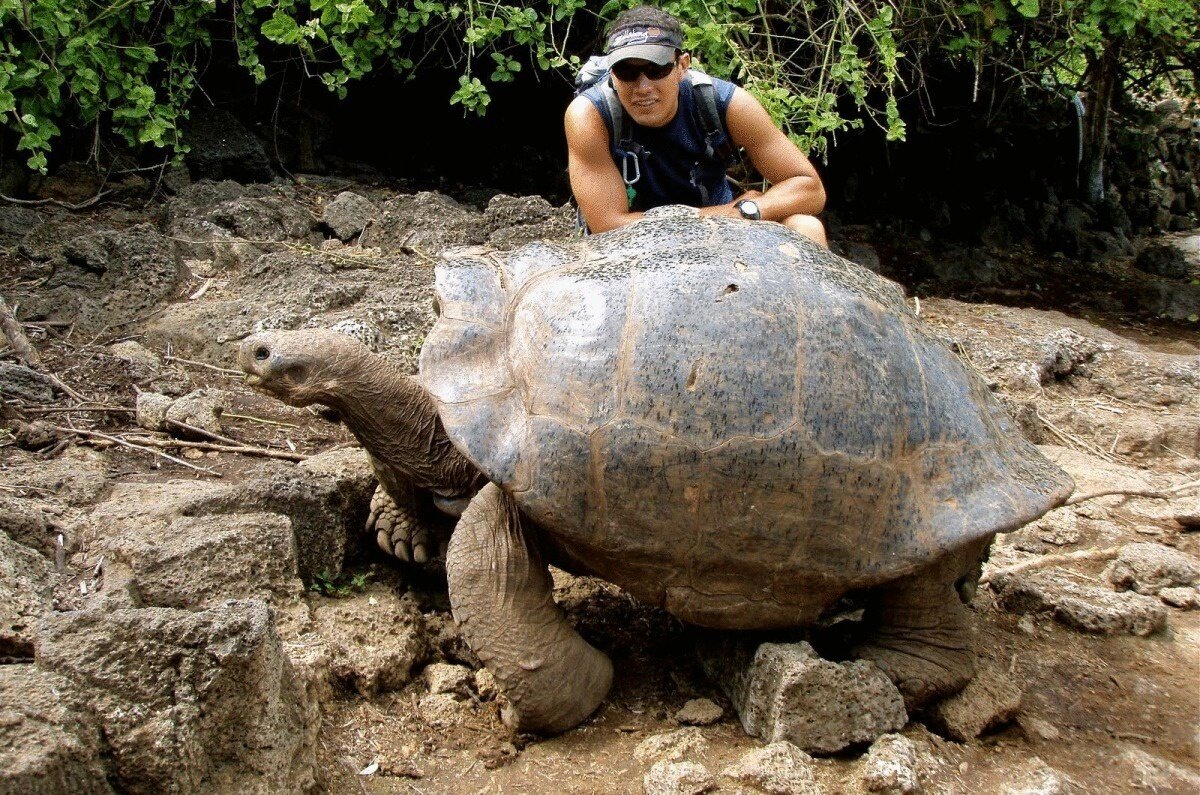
[698,190,763,220]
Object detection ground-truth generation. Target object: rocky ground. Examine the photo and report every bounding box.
[0,177,1197,794]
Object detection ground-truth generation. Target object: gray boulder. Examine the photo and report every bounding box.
[0,533,54,658]
[674,698,723,726]
[861,734,923,794]
[0,362,55,403]
[46,225,185,337]
[721,741,823,794]
[699,639,907,754]
[36,601,316,793]
[360,192,487,254]
[321,191,378,241]
[1104,542,1200,595]
[929,662,1022,741]
[310,585,431,696]
[634,727,707,764]
[80,481,305,618]
[643,760,715,795]
[243,449,376,582]
[0,665,110,794]
[994,569,1168,636]
[1134,243,1191,279]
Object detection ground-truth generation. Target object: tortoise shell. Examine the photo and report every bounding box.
[420,208,1073,628]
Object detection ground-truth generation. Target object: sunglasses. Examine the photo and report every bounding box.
[610,58,678,83]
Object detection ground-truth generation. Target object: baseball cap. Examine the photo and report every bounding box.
[605,24,683,66]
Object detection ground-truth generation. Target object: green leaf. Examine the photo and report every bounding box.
[1013,0,1039,18]
[262,12,303,44]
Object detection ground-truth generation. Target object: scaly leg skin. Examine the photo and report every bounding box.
[368,485,437,563]
[367,455,441,563]
[853,538,992,711]
[446,483,613,734]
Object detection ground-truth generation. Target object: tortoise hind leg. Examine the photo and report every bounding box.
[446,483,613,734]
[852,538,991,711]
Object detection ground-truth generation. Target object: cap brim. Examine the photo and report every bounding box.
[607,44,677,66]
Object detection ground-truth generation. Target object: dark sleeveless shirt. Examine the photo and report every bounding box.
[583,73,737,211]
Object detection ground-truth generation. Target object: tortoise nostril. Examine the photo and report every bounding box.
[254,346,270,361]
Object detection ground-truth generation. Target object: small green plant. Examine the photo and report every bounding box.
[310,569,371,598]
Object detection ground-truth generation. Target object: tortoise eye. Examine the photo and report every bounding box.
[254,346,271,361]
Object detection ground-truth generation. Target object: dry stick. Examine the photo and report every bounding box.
[980,546,1123,586]
[127,435,309,462]
[0,295,42,366]
[22,406,134,415]
[223,412,298,428]
[166,418,243,447]
[1065,477,1200,506]
[0,189,113,210]
[1037,409,1114,462]
[162,354,242,376]
[22,320,72,328]
[0,296,87,401]
[56,426,222,476]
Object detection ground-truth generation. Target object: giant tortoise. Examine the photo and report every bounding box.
[239,207,1074,734]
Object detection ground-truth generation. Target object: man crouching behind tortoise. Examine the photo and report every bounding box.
[566,5,828,243]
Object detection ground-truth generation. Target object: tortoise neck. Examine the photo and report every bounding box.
[330,355,482,496]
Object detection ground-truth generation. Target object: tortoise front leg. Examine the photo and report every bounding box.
[368,455,439,563]
[446,483,613,734]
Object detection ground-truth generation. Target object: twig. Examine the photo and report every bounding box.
[56,426,222,476]
[1,295,87,400]
[126,435,309,462]
[21,406,134,415]
[162,354,242,375]
[165,418,242,447]
[0,189,113,210]
[980,546,1122,585]
[0,295,42,366]
[0,483,53,494]
[224,412,298,428]
[1066,478,1200,506]
[22,320,73,328]
[1037,410,1115,462]
[189,279,214,300]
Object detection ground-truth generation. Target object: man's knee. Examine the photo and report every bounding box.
[782,214,827,247]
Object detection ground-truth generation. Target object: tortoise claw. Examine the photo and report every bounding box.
[367,485,416,562]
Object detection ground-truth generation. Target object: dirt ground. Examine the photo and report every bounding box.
[0,183,1197,794]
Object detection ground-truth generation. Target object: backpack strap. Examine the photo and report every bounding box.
[688,70,737,164]
[597,80,642,201]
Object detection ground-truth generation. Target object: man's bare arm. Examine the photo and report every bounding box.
[565,96,645,233]
[719,87,826,223]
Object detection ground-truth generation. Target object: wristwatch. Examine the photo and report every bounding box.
[735,199,762,221]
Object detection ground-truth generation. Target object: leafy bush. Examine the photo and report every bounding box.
[0,0,1194,173]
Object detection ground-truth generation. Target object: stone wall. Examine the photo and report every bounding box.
[1109,98,1200,234]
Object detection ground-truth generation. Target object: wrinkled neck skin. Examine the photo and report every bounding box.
[323,353,482,498]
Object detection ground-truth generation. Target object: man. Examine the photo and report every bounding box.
[565,6,827,244]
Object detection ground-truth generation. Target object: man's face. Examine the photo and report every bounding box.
[610,52,691,128]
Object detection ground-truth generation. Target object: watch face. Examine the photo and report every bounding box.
[738,200,761,220]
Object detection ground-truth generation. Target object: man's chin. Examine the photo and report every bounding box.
[629,107,669,128]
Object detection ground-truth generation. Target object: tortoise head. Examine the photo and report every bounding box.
[238,329,371,408]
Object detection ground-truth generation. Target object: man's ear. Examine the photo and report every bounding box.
[678,52,692,71]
